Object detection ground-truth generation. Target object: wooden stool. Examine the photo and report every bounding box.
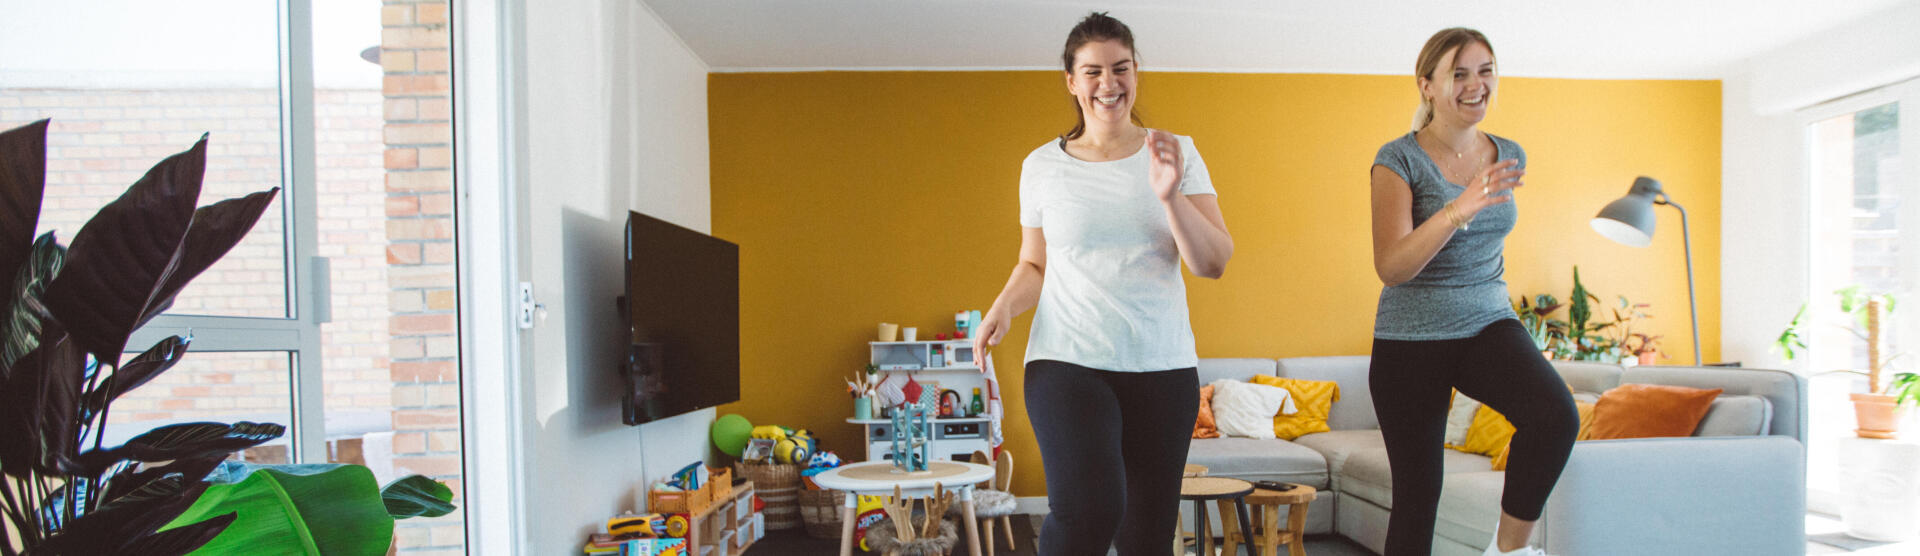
[1179,477,1255,556]
[1218,483,1315,556]
[1174,465,1209,554]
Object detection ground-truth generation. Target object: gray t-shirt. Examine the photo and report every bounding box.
[1372,131,1525,341]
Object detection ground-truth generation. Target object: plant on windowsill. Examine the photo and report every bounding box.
[0,119,453,556]
[1776,286,1911,439]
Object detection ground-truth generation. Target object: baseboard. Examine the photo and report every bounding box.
[1017,496,1049,515]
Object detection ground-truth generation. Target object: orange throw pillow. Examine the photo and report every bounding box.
[1586,384,1723,440]
[1193,384,1221,439]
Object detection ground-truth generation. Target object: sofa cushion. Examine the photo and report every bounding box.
[1588,383,1722,440]
[1620,366,1805,442]
[1211,379,1294,439]
[1434,471,1513,550]
[1339,446,1492,509]
[1185,437,1330,489]
[1291,429,1383,491]
[1193,384,1221,439]
[1694,395,1772,437]
[1251,375,1340,440]
[1548,360,1624,395]
[1197,358,1279,387]
[1277,356,1377,430]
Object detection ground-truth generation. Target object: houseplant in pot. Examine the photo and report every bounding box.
[1777,286,1909,438]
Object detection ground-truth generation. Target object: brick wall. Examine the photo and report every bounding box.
[382,1,463,553]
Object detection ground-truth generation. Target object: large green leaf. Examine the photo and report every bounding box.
[40,135,206,368]
[0,119,49,314]
[165,463,395,556]
[380,475,455,519]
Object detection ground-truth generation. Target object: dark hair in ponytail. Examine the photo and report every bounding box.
[1060,12,1144,141]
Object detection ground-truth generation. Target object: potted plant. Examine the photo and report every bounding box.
[1513,294,1567,359]
[1777,286,1910,438]
[0,120,453,555]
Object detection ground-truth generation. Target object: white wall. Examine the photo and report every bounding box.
[1721,1,1920,375]
[519,0,712,552]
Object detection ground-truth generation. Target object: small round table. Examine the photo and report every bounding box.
[811,460,996,556]
[1179,476,1256,556]
[1221,483,1316,556]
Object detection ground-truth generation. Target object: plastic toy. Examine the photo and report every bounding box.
[710,414,753,457]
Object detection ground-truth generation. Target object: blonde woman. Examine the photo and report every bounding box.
[972,12,1233,554]
[1367,28,1578,556]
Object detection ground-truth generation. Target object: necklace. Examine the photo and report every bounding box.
[1420,128,1485,185]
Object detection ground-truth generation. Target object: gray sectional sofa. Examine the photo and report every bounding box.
[1185,356,1808,555]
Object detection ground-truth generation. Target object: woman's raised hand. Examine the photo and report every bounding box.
[1458,158,1524,216]
[1146,128,1183,202]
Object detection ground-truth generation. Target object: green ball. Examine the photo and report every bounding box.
[711,414,753,457]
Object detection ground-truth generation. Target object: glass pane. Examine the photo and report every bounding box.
[106,351,295,464]
[1806,101,1902,500]
[314,1,463,552]
[0,0,291,319]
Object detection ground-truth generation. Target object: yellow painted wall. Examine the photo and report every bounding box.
[710,71,1720,497]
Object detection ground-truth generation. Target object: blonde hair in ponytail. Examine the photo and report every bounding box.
[1411,27,1494,132]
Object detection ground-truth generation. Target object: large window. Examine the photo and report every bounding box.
[1802,79,1919,511]
[1,0,462,552]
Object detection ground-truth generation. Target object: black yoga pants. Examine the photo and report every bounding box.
[1025,359,1198,555]
[1370,319,1579,556]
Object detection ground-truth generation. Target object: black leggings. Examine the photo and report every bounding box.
[1370,319,1579,556]
[1025,359,1198,555]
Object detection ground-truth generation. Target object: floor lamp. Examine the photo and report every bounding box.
[1590,176,1702,365]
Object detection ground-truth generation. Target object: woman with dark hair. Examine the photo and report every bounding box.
[1367,27,1579,556]
[971,11,1233,554]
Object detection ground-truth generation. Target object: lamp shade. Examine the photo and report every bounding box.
[1591,176,1664,247]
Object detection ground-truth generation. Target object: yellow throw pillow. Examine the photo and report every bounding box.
[1458,405,1516,457]
[1249,375,1340,440]
[1492,399,1596,471]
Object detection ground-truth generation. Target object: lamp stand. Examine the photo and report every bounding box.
[1656,194,1702,365]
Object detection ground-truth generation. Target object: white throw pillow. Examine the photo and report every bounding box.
[1444,392,1482,446]
[1209,379,1295,439]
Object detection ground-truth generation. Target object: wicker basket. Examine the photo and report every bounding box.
[799,488,846,539]
[737,463,802,530]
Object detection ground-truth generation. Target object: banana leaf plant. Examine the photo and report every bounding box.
[0,118,283,555]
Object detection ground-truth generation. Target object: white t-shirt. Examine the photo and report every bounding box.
[1018,133,1217,372]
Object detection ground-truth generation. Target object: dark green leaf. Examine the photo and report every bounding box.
[0,119,49,318]
[3,232,63,372]
[99,454,227,509]
[77,421,283,474]
[118,512,236,556]
[0,325,86,479]
[41,135,207,368]
[381,475,455,519]
[84,334,191,418]
[33,474,210,555]
[135,188,280,330]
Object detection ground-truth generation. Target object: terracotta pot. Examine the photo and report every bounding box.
[1851,392,1908,439]
[1637,352,1657,366]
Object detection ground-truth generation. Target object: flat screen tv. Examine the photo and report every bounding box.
[622,210,739,425]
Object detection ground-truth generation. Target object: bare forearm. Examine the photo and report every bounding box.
[1163,196,1233,279]
[990,261,1045,317]
[1375,209,1458,286]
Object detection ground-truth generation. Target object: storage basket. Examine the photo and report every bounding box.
[799,488,846,539]
[737,463,802,530]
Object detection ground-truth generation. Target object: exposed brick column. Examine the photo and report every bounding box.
[382,1,462,553]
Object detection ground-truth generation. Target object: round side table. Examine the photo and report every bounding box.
[1222,483,1316,556]
[1179,476,1256,556]
[812,460,996,556]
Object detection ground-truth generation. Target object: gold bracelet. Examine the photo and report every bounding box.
[1446,202,1471,231]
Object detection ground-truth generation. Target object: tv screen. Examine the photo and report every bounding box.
[623,211,739,425]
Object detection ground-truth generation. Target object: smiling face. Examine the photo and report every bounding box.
[1064,39,1138,131]
[1420,40,1497,127]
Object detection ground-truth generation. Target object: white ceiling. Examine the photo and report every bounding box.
[642,0,1913,78]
